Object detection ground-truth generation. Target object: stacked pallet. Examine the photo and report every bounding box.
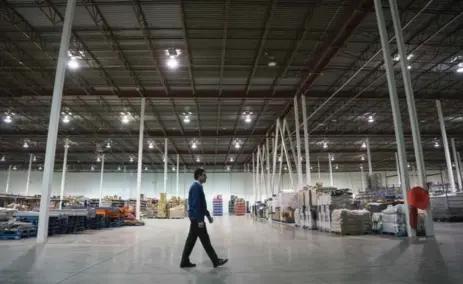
[213,195,223,216]
[157,193,168,218]
[235,200,246,216]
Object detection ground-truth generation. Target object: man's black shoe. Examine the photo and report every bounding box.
[213,258,228,268]
[180,262,196,268]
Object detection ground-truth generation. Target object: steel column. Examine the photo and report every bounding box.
[272,121,280,194]
[395,152,401,186]
[25,154,33,196]
[5,165,12,193]
[37,0,77,244]
[136,98,145,219]
[436,100,455,192]
[374,0,413,237]
[366,138,373,175]
[266,136,270,198]
[252,152,256,203]
[361,165,365,191]
[164,137,168,194]
[389,0,427,189]
[328,153,334,186]
[99,154,105,205]
[301,95,311,186]
[458,152,463,188]
[176,154,179,197]
[59,139,70,209]
[294,96,303,187]
[279,119,295,189]
[451,138,462,190]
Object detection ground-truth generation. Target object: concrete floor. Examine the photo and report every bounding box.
[0,216,462,283]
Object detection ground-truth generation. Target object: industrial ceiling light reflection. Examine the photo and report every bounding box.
[4,114,13,123]
[23,141,29,148]
[68,57,79,69]
[167,57,179,69]
[243,111,252,123]
[368,116,374,123]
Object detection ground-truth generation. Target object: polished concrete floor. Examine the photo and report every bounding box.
[0,216,462,283]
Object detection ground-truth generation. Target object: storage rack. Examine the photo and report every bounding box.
[212,196,223,216]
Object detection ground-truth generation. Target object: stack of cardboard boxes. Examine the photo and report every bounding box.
[157,193,167,218]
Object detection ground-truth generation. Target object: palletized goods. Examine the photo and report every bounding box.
[330,209,371,235]
[381,204,407,236]
[169,205,185,219]
[213,198,223,216]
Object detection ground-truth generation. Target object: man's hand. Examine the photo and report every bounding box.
[207,215,214,224]
[198,221,205,228]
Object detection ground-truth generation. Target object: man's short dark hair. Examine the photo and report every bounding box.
[194,168,205,180]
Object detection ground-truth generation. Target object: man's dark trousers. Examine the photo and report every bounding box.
[181,220,218,264]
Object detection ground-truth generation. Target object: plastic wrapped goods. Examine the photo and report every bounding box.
[330,209,371,235]
[381,204,407,236]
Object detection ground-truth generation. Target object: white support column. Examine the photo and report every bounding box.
[395,152,401,186]
[279,119,295,189]
[294,96,303,187]
[99,154,105,205]
[389,0,427,189]
[136,98,145,220]
[272,120,280,195]
[25,153,33,196]
[5,165,12,193]
[37,0,77,244]
[257,146,261,201]
[366,138,373,175]
[458,152,463,189]
[436,100,455,193]
[252,152,256,203]
[360,165,365,191]
[59,139,70,209]
[176,154,180,197]
[284,121,297,165]
[261,145,266,200]
[278,138,284,192]
[266,136,270,198]
[301,95,311,186]
[328,153,333,187]
[374,0,413,237]
[451,138,462,191]
[164,137,168,194]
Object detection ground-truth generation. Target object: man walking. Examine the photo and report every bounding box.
[180,168,228,268]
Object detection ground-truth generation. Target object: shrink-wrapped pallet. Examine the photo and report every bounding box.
[330,209,371,235]
[381,204,407,236]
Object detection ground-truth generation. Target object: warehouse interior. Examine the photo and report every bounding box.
[1,0,463,283]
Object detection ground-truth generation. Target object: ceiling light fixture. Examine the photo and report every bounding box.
[434,141,440,148]
[323,141,328,149]
[331,155,335,161]
[243,111,252,123]
[335,164,339,170]
[196,157,200,163]
[12,166,17,171]
[4,113,14,124]
[148,141,154,149]
[457,67,463,73]
[62,114,70,123]
[361,142,366,148]
[191,141,197,149]
[172,166,176,171]
[368,116,374,123]
[230,157,234,162]
[121,112,130,124]
[97,156,101,162]
[38,166,43,171]
[0,155,5,162]
[226,165,231,171]
[130,156,134,163]
[23,141,29,148]
[361,155,365,161]
[91,165,95,171]
[68,57,79,69]
[144,166,148,171]
[234,141,241,149]
[106,141,111,149]
[118,166,121,171]
[33,155,37,162]
[167,57,179,69]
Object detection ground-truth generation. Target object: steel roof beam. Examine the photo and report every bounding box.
[0,0,93,95]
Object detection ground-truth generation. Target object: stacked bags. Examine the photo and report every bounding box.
[381,204,407,236]
[330,209,371,235]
